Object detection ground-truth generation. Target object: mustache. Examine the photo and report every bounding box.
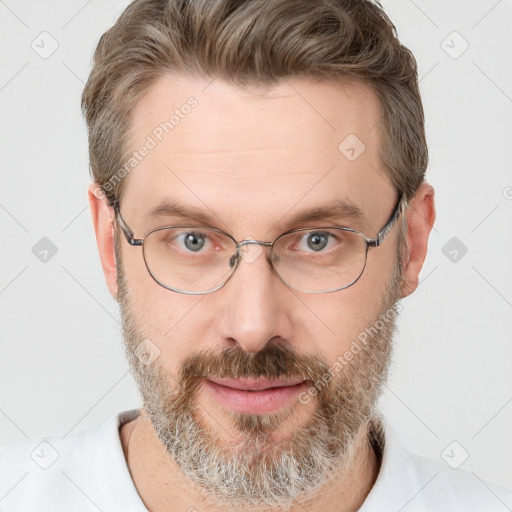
[176,340,331,390]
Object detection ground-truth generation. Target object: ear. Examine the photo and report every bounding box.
[401,182,436,298]
[88,183,118,300]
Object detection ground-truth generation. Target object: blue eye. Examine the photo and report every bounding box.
[296,231,333,252]
[306,232,329,251]
[181,232,206,252]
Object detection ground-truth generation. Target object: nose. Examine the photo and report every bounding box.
[217,243,293,354]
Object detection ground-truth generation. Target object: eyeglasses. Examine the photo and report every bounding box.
[112,196,406,295]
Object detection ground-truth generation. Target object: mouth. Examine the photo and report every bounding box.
[204,377,309,414]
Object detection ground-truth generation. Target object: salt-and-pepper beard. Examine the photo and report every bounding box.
[117,244,403,511]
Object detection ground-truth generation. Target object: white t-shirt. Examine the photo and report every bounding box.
[0,409,510,511]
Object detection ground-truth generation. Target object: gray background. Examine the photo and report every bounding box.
[1,0,511,492]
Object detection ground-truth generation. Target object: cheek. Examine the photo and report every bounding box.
[292,251,397,367]
[121,248,211,368]
[355,234,398,303]
[292,291,376,366]
[138,292,210,367]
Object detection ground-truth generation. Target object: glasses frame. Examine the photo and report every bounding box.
[111,195,407,295]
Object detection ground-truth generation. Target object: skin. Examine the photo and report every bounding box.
[89,74,435,511]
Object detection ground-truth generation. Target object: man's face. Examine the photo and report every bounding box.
[115,75,404,508]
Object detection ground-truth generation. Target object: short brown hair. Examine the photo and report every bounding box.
[82,0,427,206]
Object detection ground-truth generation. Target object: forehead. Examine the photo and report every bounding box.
[123,74,393,234]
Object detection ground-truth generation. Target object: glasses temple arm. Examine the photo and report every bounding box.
[112,202,143,246]
[367,196,407,248]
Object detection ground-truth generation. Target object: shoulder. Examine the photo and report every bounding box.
[0,409,144,512]
[404,448,512,511]
[362,415,512,512]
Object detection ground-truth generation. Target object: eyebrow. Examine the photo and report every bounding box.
[286,200,367,226]
[146,197,369,229]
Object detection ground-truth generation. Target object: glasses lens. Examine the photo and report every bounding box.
[273,228,367,292]
[143,227,237,293]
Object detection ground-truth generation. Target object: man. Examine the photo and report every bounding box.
[1,0,510,510]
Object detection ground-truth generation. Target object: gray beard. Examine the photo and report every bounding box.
[117,263,401,511]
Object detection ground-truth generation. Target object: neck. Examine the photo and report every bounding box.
[121,412,381,512]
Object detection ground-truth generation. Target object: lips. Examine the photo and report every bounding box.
[204,377,309,414]
[207,377,306,391]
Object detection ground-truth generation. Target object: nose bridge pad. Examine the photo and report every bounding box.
[238,238,266,265]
